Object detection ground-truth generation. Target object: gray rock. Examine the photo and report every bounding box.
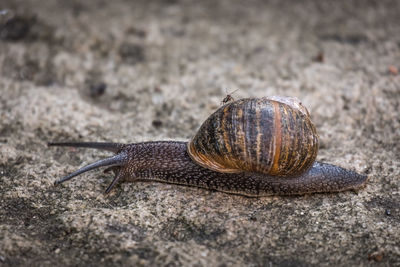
[0,0,399,266]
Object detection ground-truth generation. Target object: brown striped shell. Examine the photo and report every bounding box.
[187,97,319,177]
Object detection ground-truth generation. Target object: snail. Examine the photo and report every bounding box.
[49,97,367,197]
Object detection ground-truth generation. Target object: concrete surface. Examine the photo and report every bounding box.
[0,0,399,266]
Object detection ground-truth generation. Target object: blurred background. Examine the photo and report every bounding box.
[0,0,399,266]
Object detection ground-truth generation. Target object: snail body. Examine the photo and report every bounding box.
[49,97,367,196]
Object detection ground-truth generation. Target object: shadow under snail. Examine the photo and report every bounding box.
[49,96,367,197]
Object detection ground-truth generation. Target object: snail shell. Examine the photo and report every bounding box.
[188,97,319,176]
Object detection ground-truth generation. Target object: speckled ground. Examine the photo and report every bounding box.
[0,0,399,266]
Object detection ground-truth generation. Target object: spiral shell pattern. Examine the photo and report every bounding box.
[188,97,319,177]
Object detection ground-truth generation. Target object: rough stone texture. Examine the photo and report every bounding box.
[0,0,399,266]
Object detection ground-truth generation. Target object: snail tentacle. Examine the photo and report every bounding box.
[48,142,125,153]
[105,170,124,194]
[53,153,127,185]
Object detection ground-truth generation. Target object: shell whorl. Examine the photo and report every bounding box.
[187,97,319,177]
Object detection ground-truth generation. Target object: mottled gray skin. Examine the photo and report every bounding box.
[50,141,367,197]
